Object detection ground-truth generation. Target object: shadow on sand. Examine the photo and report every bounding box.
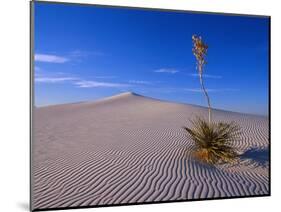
[240,147,269,166]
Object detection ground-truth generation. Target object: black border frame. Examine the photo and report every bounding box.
[30,1,271,211]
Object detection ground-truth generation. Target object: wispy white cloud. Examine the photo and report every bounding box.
[35,77,78,83]
[35,49,105,64]
[188,73,222,79]
[129,80,152,85]
[94,76,117,79]
[34,70,129,89]
[35,54,69,63]
[154,68,179,74]
[184,88,239,93]
[74,80,130,88]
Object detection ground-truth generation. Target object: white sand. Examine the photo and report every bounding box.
[32,92,269,210]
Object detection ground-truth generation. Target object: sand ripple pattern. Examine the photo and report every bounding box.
[32,93,269,210]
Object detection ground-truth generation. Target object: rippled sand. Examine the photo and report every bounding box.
[32,92,269,210]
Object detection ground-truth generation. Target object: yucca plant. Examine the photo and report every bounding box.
[192,35,211,123]
[183,117,240,164]
[183,35,240,165]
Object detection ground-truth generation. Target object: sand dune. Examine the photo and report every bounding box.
[32,92,269,210]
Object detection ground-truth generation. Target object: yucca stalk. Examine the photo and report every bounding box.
[184,35,240,165]
[192,35,211,123]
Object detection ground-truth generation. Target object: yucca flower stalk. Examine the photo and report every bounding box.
[192,35,211,123]
[183,35,240,165]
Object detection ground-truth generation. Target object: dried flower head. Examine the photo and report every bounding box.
[192,35,208,75]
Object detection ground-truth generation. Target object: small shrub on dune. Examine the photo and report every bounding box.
[183,117,240,164]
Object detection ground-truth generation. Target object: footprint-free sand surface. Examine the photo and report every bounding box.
[32,92,269,210]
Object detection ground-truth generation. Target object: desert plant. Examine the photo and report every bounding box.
[192,35,211,123]
[184,35,240,164]
[183,117,240,164]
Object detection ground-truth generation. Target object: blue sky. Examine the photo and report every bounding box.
[34,2,269,115]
